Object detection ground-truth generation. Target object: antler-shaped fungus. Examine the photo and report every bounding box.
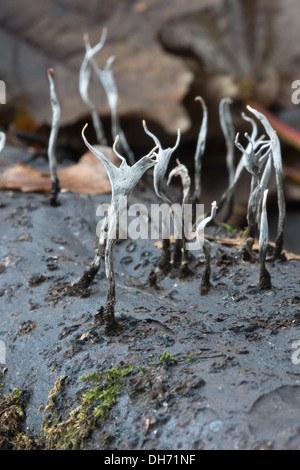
[235,127,272,261]
[247,105,286,260]
[143,120,180,274]
[79,124,157,335]
[79,29,107,145]
[86,34,135,165]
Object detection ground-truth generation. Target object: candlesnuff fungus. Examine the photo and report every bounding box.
[193,96,208,205]
[218,98,235,221]
[196,201,218,295]
[143,120,180,274]
[166,159,193,278]
[79,29,107,145]
[247,105,286,260]
[216,111,258,218]
[234,127,272,260]
[259,189,271,289]
[79,124,158,335]
[86,33,135,165]
[47,68,61,206]
[219,98,235,186]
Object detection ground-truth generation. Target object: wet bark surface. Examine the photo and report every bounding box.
[0,176,299,450]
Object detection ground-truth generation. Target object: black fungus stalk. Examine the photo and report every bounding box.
[196,201,218,295]
[47,68,61,206]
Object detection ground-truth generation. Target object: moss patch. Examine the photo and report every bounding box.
[41,365,133,450]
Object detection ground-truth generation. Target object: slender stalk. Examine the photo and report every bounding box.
[259,189,271,289]
[0,132,5,152]
[196,201,218,295]
[86,38,135,165]
[167,159,192,278]
[218,98,235,221]
[47,68,61,206]
[219,98,235,186]
[193,96,207,204]
[79,30,107,145]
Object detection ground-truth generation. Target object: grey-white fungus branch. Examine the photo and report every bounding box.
[86,36,135,165]
[219,98,235,186]
[193,96,207,202]
[247,105,286,259]
[167,159,192,276]
[196,201,218,295]
[80,124,157,335]
[79,29,107,145]
[47,68,61,206]
[143,119,180,274]
[0,131,6,153]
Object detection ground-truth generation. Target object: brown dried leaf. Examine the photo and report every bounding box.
[0,146,119,195]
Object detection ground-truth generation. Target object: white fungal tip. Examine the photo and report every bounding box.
[82,123,88,135]
[212,201,218,210]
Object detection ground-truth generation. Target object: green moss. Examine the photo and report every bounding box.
[0,387,36,450]
[41,365,133,450]
[159,350,178,364]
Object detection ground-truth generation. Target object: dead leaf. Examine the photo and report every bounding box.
[0,146,119,195]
